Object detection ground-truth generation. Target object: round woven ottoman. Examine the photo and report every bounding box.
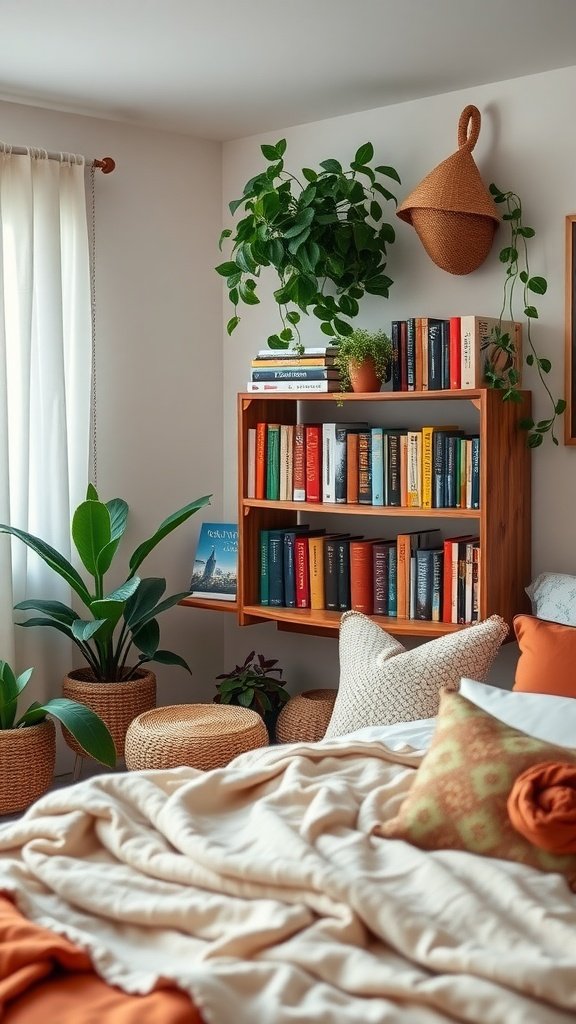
[125,704,269,772]
[275,688,337,744]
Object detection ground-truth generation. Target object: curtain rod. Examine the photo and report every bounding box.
[1,145,115,173]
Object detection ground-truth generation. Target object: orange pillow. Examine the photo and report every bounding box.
[513,615,576,696]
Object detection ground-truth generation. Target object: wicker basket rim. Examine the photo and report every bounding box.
[0,719,55,739]
[132,703,264,737]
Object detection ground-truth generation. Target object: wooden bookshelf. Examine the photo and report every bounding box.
[236,388,532,638]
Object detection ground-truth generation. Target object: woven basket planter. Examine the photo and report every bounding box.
[397,105,500,275]
[62,668,156,761]
[275,688,337,744]
[125,703,268,772]
[0,720,56,815]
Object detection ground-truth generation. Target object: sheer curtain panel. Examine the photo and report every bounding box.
[0,151,91,703]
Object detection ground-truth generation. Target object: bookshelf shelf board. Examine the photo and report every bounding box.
[242,498,480,518]
[179,597,239,613]
[241,604,465,637]
[241,388,489,406]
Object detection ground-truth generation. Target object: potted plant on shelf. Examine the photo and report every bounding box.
[216,138,401,348]
[0,659,115,814]
[334,327,392,393]
[214,651,289,741]
[485,182,566,447]
[0,485,211,760]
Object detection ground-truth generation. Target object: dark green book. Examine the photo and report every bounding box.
[259,529,271,605]
[266,424,280,500]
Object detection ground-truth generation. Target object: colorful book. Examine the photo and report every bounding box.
[323,422,368,504]
[254,346,339,359]
[460,316,522,389]
[279,424,294,501]
[373,540,395,615]
[350,539,381,614]
[246,427,256,499]
[305,424,322,502]
[247,380,341,393]
[449,316,461,389]
[251,357,338,367]
[188,523,238,602]
[265,424,280,500]
[251,368,340,381]
[259,528,271,605]
[292,423,306,502]
[358,431,372,504]
[255,422,267,500]
[371,427,384,506]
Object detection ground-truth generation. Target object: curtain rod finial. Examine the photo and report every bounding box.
[95,157,115,174]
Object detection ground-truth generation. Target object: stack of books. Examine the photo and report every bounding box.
[246,346,342,393]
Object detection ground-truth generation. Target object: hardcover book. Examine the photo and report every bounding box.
[189,522,238,601]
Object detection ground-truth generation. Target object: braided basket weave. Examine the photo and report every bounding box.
[62,668,156,761]
[275,688,337,744]
[125,703,269,772]
[397,105,500,275]
[0,720,55,815]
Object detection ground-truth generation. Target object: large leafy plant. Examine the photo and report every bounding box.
[0,660,115,766]
[216,139,401,348]
[214,651,289,718]
[486,183,566,447]
[0,486,211,682]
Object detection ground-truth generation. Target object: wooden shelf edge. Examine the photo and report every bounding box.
[242,499,480,517]
[241,604,469,637]
[179,597,239,613]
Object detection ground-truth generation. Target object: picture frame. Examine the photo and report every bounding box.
[565,214,576,444]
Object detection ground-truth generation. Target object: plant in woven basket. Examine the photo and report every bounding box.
[0,485,212,683]
[214,651,289,720]
[0,659,115,765]
[486,183,566,447]
[216,138,400,348]
[334,327,392,392]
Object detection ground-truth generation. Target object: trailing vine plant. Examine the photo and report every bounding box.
[216,139,400,349]
[486,183,566,447]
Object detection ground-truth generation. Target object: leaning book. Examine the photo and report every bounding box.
[188,522,238,601]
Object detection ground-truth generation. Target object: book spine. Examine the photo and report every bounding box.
[279,424,292,501]
[334,425,348,504]
[449,316,461,389]
[421,427,433,509]
[406,317,416,391]
[350,542,374,614]
[373,543,389,615]
[268,531,285,606]
[442,538,453,623]
[409,554,417,619]
[457,543,467,624]
[308,535,325,610]
[391,321,401,392]
[445,434,458,508]
[247,427,256,499]
[259,529,270,605]
[358,431,372,504]
[336,540,351,611]
[399,320,408,391]
[415,549,433,620]
[247,380,340,393]
[346,433,359,504]
[472,546,481,621]
[440,319,450,390]
[432,431,446,508]
[255,422,267,500]
[305,425,322,502]
[283,533,297,608]
[399,433,408,507]
[251,368,339,381]
[407,430,421,508]
[265,425,280,500]
[371,428,384,506]
[387,433,401,507]
[387,546,397,618]
[292,423,306,501]
[322,423,337,504]
[465,541,475,624]
[252,357,337,367]
[255,347,339,358]
[460,438,468,509]
[396,535,411,619]
[428,319,443,390]
[420,316,429,390]
[415,317,423,392]
[324,537,340,611]
[294,535,310,608]
[471,436,480,509]
[431,549,443,622]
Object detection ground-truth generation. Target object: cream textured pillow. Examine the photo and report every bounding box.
[526,572,576,626]
[324,611,509,738]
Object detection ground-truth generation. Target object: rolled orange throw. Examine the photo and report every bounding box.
[507,761,576,854]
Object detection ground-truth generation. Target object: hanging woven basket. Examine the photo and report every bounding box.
[397,105,499,275]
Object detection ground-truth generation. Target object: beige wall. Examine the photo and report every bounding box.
[0,99,225,739]
[221,64,576,691]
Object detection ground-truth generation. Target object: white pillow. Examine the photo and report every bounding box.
[526,572,576,626]
[324,611,509,738]
[459,677,576,748]
[339,718,436,751]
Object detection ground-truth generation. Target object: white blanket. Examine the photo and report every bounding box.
[1,735,576,1024]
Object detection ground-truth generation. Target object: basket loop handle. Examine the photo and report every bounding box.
[457,105,481,151]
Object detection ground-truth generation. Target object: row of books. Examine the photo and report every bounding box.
[247,345,342,393]
[248,421,481,509]
[259,526,481,624]
[390,314,522,392]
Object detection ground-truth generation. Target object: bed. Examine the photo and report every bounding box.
[1,697,576,1024]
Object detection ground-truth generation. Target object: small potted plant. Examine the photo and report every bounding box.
[335,327,392,392]
[0,659,115,814]
[214,651,289,741]
[0,485,211,760]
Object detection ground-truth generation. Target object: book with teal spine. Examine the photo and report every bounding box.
[189,522,238,601]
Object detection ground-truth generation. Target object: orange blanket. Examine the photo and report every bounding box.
[0,895,203,1023]
[507,761,576,854]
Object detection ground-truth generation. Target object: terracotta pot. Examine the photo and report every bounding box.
[0,720,56,814]
[62,668,156,761]
[348,357,382,393]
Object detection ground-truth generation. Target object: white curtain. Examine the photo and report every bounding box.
[0,151,92,704]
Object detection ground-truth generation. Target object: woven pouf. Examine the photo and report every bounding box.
[275,689,337,744]
[125,703,269,772]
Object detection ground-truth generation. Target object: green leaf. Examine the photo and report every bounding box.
[375,165,401,184]
[215,261,239,277]
[0,525,91,607]
[354,143,374,165]
[279,328,294,342]
[15,599,79,625]
[519,271,528,283]
[235,243,258,274]
[132,618,160,658]
[556,399,567,414]
[379,223,396,244]
[528,432,543,448]
[72,500,112,578]
[519,417,535,430]
[238,687,255,707]
[19,698,115,767]
[0,660,20,728]
[499,247,517,263]
[283,208,314,238]
[229,197,244,215]
[528,276,548,295]
[286,310,300,325]
[333,318,353,336]
[266,334,287,349]
[227,316,240,335]
[261,143,280,161]
[524,306,538,319]
[370,200,382,221]
[517,226,535,238]
[287,227,311,254]
[128,495,211,575]
[319,158,342,174]
[526,354,534,366]
[239,280,260,305]
[350,162,375,184]
[538,358,551,373]
[276,139,287,157]
[218,228,232,251]
[302,168,317,182]
[320,322,336,336]
[147,650,192,674]
[372,183,397,205]
[71,618,108,643]
[124,578,166,628]
[89,598,126,634]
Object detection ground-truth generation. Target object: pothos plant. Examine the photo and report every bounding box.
[485,183,566,447]
[216,139,401,348]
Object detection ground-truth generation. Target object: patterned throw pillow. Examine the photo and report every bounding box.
[324,611,509,738]
[377,690,576,887]
[526,572,576,627]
